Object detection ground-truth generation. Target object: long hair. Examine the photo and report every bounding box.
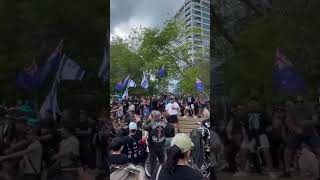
[164,145,187,175]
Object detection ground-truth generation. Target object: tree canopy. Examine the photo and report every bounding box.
[110,20,209,95]
[219,0,320,103]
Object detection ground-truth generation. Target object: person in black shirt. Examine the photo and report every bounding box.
[234,98,277,178]
[122,122,145,165]
[143,110,168,176]
[151,133,202,180]
[109,137,128,166]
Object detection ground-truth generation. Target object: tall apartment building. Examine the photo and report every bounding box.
[174,0,210,67]
[168,0,210,93]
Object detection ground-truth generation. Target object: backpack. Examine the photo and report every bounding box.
[190,128,204,169]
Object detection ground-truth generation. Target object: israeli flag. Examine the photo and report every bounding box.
[128,79,136,87]
[122,87,129,100]
[57,55,86,81]
[121,74,130,89]
[141,72,149,89]
[39,79,61,120]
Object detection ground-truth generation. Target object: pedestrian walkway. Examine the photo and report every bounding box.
[178,117,206,134]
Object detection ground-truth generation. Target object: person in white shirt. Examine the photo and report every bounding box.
[165,97,180,133]
[128,102,135,112]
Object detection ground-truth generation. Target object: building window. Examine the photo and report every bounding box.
[194,4,201,10]
[186,17,191,23]
[202,12,210,19]
[203,24,210,30]
[193,16,201,22]
[193,9,201,16]
[203,30,209,36]
[203,18,210,24]
[193,22,201,27]
[185,12,191,18]
[185,0,191,7]
[201,7,209,13]
[202,1,210,8]
[185,6,191,13]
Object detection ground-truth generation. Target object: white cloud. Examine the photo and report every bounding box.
[111,0,185,40]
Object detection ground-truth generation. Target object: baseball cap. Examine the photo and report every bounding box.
[129,122,137,131]
[171,133,194,153]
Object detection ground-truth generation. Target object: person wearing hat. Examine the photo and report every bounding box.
[151,133,203,180]
[122,122,145,165]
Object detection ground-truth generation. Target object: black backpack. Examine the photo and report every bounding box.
[190,128,204,169]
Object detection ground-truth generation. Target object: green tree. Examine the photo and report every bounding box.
[222,0,320,103]
[110,20,205,95]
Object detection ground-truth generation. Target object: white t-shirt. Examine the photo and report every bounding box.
[59,135,80,167]
[166,102,179,115]
[20,140,42,174]
[128,104,135,112]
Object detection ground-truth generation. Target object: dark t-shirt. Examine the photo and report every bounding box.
[165,123,175,138]
[242,111,270,139]
[122,135,144,165]
[109,154,129,165]
[152,165,203,180]
[145,120,167,148]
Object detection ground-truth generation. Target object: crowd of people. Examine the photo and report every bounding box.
[219,95,320,180]
[2,93,320,180]
[109,93,211,180]
[0,101,112,180]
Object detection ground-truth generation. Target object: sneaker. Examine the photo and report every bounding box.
[233,171,247,177]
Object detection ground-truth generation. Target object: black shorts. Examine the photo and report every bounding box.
[170,115,178,124]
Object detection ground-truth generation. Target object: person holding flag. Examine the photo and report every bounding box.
[195,78,205,93]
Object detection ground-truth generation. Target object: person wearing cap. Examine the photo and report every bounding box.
[122,122,145,165]
[143,110,168,176]
[151,133,203,180]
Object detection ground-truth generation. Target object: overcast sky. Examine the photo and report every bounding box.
[111,0,185,40]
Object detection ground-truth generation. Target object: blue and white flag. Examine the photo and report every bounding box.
[141,72,149,89]
[122,87,129,100]
[121,74,130,89]
[128,79,136,87]
[196,77,205,92]
[39,79,61,120]
[40,40,63,82]
[158,65,166,78]
[98,44,109,82]
[57,55,86,81]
